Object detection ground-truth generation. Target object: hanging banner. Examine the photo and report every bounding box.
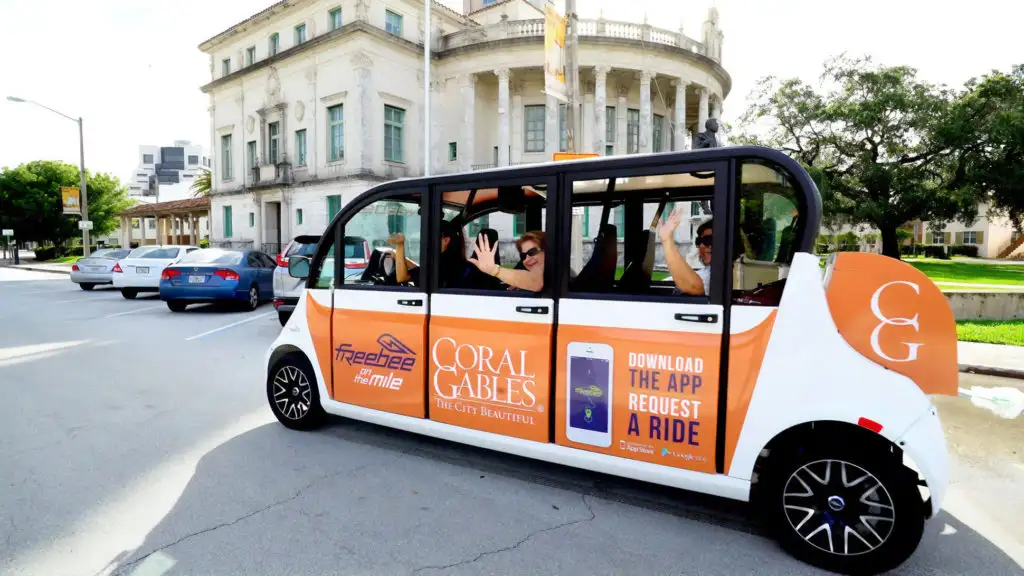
[61,186,81,215]
[543,4,567,102]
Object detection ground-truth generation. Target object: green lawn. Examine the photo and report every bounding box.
[957,320,1024,347]
[52,255,82,263]
[909,260,1024,287]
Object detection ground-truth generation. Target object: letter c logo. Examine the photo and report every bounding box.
[869,281,923,363]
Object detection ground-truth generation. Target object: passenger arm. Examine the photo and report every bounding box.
[386,233,417,284]
[658,211,705,296]
[468,235,543,292]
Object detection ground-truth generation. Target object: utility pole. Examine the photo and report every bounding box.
[423,0,431,177]
[564,0,583,273]
[78,117,91,256]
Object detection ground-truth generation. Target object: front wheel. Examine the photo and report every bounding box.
[121,288,138,300]
[267,354,325,431]
[759,444,924,575]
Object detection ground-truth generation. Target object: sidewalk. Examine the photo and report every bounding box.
[959,341,1024,380]
[0,252,73,275]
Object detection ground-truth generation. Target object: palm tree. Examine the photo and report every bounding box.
[190,169,211,197]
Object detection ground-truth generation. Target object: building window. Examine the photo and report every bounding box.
[295,23,307,45]
[653,114,664,153]
[614,206,625,239]
[247,141,257,170]
[246,46,256,66]
[249,212,255,227]
[296,208,304,226]
[605,106,615,155]
[220,134,233,180]
[467,214,489,239]
[524,105,545,153]
[513,214,526,236]
[268,122,280,164]
[582,206,590,238]
[328,104,344,161]
[188,155,199,165]
[295,129,307,167]
[384,105,405,163]
[269,33,280,55]
[143,154,154,164]
[148,219,156,230]
[558,104,568,152]
[327,195,342,220]
[385,10,403,36]
[483,0,498,5]
[963,231,979,244]
[448,142,457,161]
[329,7,342,30]
[223,206,233,238]
[627,108,639,154]
[222,58,231,76]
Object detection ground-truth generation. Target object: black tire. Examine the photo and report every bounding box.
[278,311,291,326]
[267,353,325,431]
[121,288,138,300]
[245,285,259,311]
[167,300,187,312]
[758,442,924,575]
[80,283,95,291]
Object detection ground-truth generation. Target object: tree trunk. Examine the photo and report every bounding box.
[880,225,901,259]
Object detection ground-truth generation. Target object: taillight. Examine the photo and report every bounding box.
[344,262,365,269]
[112,263,123,273]
[72,264,80,271]
[161,269,181,281]
[276,252,288,268]
[273,299,282,309]
[215,269,240,281]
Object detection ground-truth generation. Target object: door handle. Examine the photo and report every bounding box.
[516,305,549,315]
[674,313,718,323]
[397,299,423,307]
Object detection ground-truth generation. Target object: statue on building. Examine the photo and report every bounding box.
[694,118,719,149]
[702,7,724,62]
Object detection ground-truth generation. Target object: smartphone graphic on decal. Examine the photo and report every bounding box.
[566,342,613,447]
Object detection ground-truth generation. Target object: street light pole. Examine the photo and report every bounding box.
[6,96,91,256]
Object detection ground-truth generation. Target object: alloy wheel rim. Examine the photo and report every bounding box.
[273,365,311,420]
[782,459,896,556]
[250,288,258,308]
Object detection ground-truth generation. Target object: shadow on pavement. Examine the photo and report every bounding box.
[102,418,1022,576]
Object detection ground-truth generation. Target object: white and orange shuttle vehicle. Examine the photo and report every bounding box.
[266,147,957,575]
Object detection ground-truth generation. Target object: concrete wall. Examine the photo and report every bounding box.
[945,292,1024,321]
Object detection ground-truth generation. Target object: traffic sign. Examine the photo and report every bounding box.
[2,229,12,236]
[78,221,94,230]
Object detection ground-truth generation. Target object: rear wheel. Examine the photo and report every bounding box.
[79,283,95,291]
[267,353,325,431]
[167,300,187,312]
[245,285,259,311]
[121,288,138,300]
[759,442,924,575]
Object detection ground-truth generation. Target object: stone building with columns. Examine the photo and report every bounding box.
[199,0,730,255]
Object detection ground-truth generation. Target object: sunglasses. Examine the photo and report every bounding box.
[696,234,713,247]
[519,247,542,261]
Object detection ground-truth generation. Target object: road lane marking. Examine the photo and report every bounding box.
[184,311,275,341]
[102,305,164,319]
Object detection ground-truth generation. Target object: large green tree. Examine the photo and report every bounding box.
[190,168,211,197]
[740,56,980,257]
[0,160,133,247]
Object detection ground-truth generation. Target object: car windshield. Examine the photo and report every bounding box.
[90,249,117,259]
[135,248,181,259]
[127,247,157,258]
[180,249,243,265]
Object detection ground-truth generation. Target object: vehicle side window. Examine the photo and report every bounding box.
[342,193,421,287]
[568,171,715,301]
[310,235,335,290]
[256,253,273,268]
[246,253,260,267]
[734,161,803,306]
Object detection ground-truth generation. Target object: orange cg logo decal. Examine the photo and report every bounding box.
[869,281,923,363]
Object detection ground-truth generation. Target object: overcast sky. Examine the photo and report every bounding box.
[1,0,1020,184]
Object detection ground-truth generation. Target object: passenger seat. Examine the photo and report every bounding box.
[569,224,618,293]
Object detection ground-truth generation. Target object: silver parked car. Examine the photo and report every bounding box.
[70,248,132,290]
[272,235,368,326]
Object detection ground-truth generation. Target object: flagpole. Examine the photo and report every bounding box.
[424,0,431,177]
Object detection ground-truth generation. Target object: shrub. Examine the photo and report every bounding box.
[199,238,210,248]
[919,244,950,259]
[951,245,979,258]
[34,246,57,261]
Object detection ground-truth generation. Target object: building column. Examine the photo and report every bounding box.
[594,66,609,155]
[639,70,653,154]
[582,88,595,154]
[616,81,628,154]
[672,80,688,151]
[430,79,443,174]
[697,87,710,134]
[459,73,476,172]
[495,68,510,167]
[711,95,722,121]
[544,93,558,156]
[511,80,524,164]
[254,202,263,250]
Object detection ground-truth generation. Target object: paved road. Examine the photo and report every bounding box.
[1,267,1022,576]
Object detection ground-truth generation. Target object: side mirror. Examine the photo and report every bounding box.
[288,256,311,279]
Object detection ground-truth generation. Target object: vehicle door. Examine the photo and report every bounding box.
[427,177,558,443]
[256,252,276,294]
[330,188,429,418]
[553,163,729,475]
[245,252,265,291]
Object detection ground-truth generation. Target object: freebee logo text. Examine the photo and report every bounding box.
[337,334,417,392]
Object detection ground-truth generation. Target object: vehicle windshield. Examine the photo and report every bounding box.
[134,248,181,259]
[90,249,118,259]
[127,247,158,258]
[180,249,243,265]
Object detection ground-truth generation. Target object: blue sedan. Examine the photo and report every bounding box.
[159,248,276,312]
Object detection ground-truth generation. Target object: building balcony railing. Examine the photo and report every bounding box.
[211,240,254,249]
[442,17,709,60]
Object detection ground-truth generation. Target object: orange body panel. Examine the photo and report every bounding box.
[826,252,958,396]
[306,293,334,391]
[723,311,777,474]
[429,316,552,442]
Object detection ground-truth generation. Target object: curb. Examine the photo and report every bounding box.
[959,364,1024,380]
[0,264,71,276]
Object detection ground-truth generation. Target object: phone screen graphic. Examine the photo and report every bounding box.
[569,356,610,433]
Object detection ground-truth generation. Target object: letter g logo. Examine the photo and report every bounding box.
[869,281,923,363]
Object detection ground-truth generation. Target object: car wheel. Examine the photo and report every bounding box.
[167,301,187,312]
[278,311,291,326]
[267,353,325,431]
[759,442,924,575]
[80,283,95,291]
[246,285,259,311]
[121,289,138,300]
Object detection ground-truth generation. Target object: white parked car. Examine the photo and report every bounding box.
[112,245,198,299]
[272,235,367,326]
